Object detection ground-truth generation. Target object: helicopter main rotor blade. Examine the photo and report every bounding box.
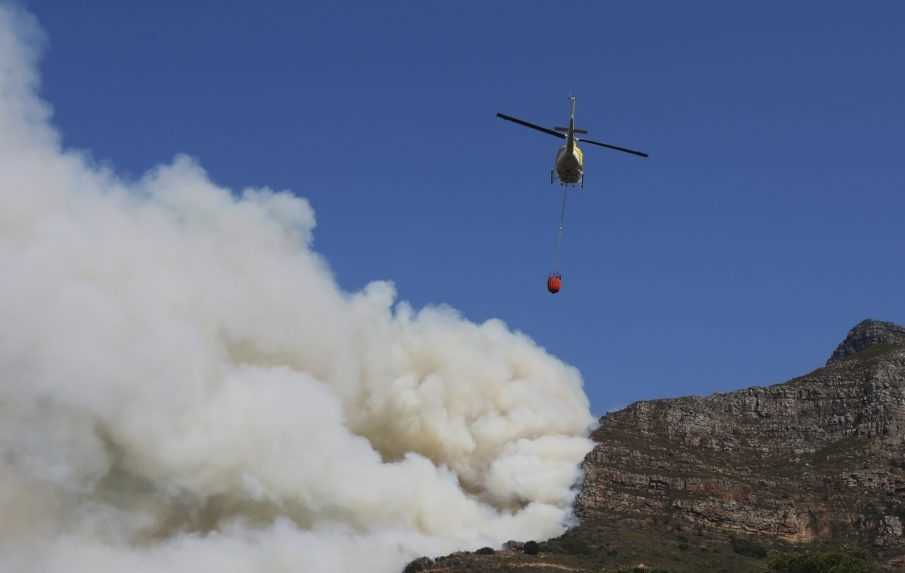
[579,138,648,158]
[496,113,565,139]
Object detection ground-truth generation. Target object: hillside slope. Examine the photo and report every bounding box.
[408,319,905,572]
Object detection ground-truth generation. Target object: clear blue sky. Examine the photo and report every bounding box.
[21,0,905,414]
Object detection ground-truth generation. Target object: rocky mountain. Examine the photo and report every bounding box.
[407,319,905,572]
[827,319,905,366]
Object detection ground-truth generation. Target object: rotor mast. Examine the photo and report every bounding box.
[566,96,577,153]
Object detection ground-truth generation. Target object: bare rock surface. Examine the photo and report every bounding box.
[827,319,905,365]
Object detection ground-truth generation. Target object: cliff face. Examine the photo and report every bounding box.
[577,319,905,551]
[410,319,905,572]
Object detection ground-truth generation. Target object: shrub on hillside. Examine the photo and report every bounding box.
[768,549,877,573]
[731,536,768,558]
[559,535,592,555]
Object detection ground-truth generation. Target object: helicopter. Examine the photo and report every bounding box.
[496,97,648,294]
[496,96,647,187]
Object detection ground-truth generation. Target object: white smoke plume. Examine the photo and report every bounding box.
[0,6,595,572]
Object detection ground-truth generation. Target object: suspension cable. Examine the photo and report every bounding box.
[553,186,568,273]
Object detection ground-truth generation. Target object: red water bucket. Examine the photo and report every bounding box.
[547,273,562,294]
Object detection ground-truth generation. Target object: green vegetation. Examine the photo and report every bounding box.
[559,535,593,555]
[847,343,902,363]
[767,548,877,573]
[731,537,768,559]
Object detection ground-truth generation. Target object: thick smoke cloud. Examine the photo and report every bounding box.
[0,6,595,572]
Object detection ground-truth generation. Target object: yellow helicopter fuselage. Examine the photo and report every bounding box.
[554,142,583,185]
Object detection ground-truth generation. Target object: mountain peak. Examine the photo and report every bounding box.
[826,318,905,365]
